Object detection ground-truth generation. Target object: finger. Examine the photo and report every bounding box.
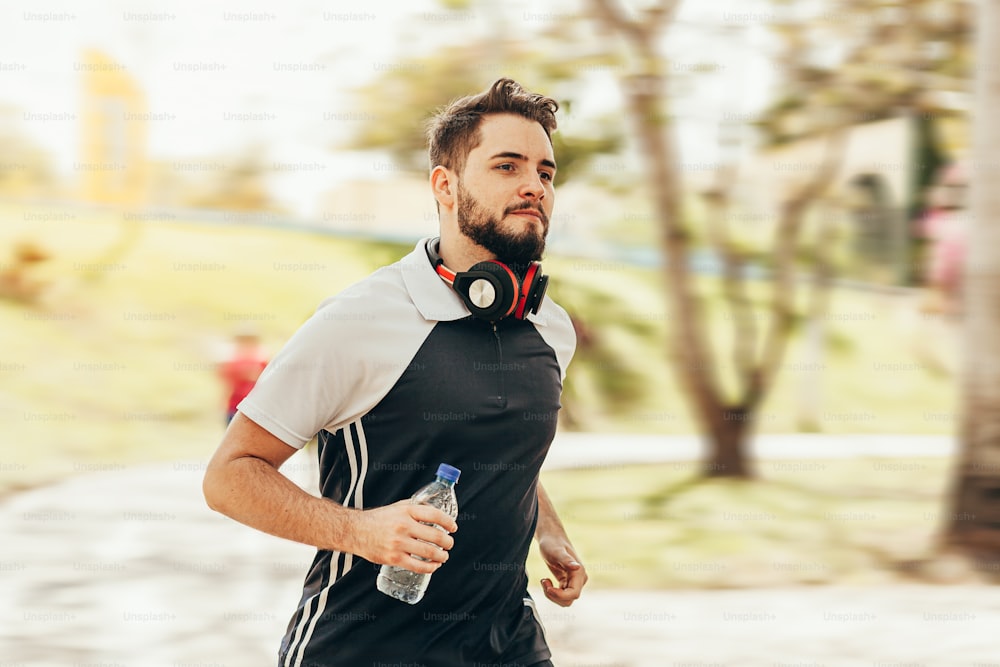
[411,523,455,551]
[557,563,573,586]
[386,551,442,574]
[407,531,450,563]
[384,538,449,569]
[409,505,458,533]
[383,528,450,565]
[545,558,581,586]
[565,564,588,591]
[540,578,577,607]
[551,572,583,597]
[406,539,450,564]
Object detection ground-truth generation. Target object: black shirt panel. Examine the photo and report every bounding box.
[279,316,562,666]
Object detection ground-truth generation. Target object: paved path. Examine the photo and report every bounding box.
[5,437,997,666]
[543,432,955,470]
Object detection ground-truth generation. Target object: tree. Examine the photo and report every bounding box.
[757,0,972,285]
[585,0,975,478]
[942,0,1000,561]
[584,0,853,477]
[345,40,623,185]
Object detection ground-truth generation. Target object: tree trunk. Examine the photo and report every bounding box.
[942,0,1000,557]
[705,406,755,478]
[621,70,748,477]
[588,0,828,480]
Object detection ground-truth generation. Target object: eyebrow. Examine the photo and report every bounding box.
[489,151,557,172]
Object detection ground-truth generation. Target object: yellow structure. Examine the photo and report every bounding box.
[78,49,148,206]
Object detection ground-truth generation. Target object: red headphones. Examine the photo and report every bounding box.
[426,238,548,322]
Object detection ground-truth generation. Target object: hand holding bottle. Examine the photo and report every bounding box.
[353,500,457,573]
[376,464,461,604]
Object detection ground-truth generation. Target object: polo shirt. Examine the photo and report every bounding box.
[238,237,576,666]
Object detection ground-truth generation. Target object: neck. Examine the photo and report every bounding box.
[437,228,494,274]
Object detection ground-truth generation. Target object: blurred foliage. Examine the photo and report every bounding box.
[0,105,57,199]
[758,0,972,146]
[192,153,278,212]
[344,35,624,184]
[0,239,51,304]
[757,1,970,277]
[547,281,650,429]
[145,151,286,213]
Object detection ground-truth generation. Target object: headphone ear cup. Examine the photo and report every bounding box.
[452,261,519,321]
[514,262,548,319]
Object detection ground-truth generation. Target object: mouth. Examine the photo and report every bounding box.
[507,204,548,226]
[511,209,542,221]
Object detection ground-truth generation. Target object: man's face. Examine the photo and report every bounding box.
[456,113,556,269]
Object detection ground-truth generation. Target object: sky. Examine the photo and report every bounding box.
[0,0,778,216]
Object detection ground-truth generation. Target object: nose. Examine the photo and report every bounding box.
[518,172,546,201]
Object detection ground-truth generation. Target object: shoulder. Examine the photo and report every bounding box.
[533,296,577,380]
[238,253,436,445]
[310,257,419,332]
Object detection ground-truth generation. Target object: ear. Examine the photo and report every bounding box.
[431,165,456,209]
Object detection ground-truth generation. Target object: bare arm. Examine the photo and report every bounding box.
[202,413,456,573]
[534,481,587,606]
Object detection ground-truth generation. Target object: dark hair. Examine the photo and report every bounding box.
[426,78,559,176]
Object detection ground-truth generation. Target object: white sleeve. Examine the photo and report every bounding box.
[237,272,435,448]
[535,297,577,383]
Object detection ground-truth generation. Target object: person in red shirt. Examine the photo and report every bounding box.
[218,329,269,423]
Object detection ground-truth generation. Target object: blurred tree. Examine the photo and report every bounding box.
[187,151,278,212]
[345,40,623,185]
[758,0,972,284]
[584,0,855,478]
[759,1,971,148]
[587,0,972,478]
[942,0,1000,563]
[0,105,56,199]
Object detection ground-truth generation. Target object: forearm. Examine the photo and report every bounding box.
[535,481,570,543]
[534,480,587,605]
[204,414,453,571]
[204,454,358,553]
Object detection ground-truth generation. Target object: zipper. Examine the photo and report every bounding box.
[491,322,506,408]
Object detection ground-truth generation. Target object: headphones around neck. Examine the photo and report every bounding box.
[425,238,548,322]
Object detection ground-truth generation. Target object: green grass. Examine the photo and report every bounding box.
[0,205,411,494]
[0,203,959,498]
[0,204,969,590]
[528,457,955,590]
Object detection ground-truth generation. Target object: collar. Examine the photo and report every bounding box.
[400,237,550,326]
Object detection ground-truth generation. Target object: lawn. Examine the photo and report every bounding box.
[0,204,406,493]
[528,457,960,590]
[0,203,968,589]
[0,202,958,499]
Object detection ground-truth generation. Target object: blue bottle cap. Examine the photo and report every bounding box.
[436,463,461,483]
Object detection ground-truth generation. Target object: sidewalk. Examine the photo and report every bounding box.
[4,435,991,667]
[543,432,955,469]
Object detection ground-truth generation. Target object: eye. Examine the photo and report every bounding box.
[540,171,554,182]
[496,163,515,172]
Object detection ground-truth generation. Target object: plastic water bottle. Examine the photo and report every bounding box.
[376,463,461,604]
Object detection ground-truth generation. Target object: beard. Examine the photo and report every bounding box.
[456,181,548,271]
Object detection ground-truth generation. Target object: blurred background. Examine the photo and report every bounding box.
[3,0,996,665]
